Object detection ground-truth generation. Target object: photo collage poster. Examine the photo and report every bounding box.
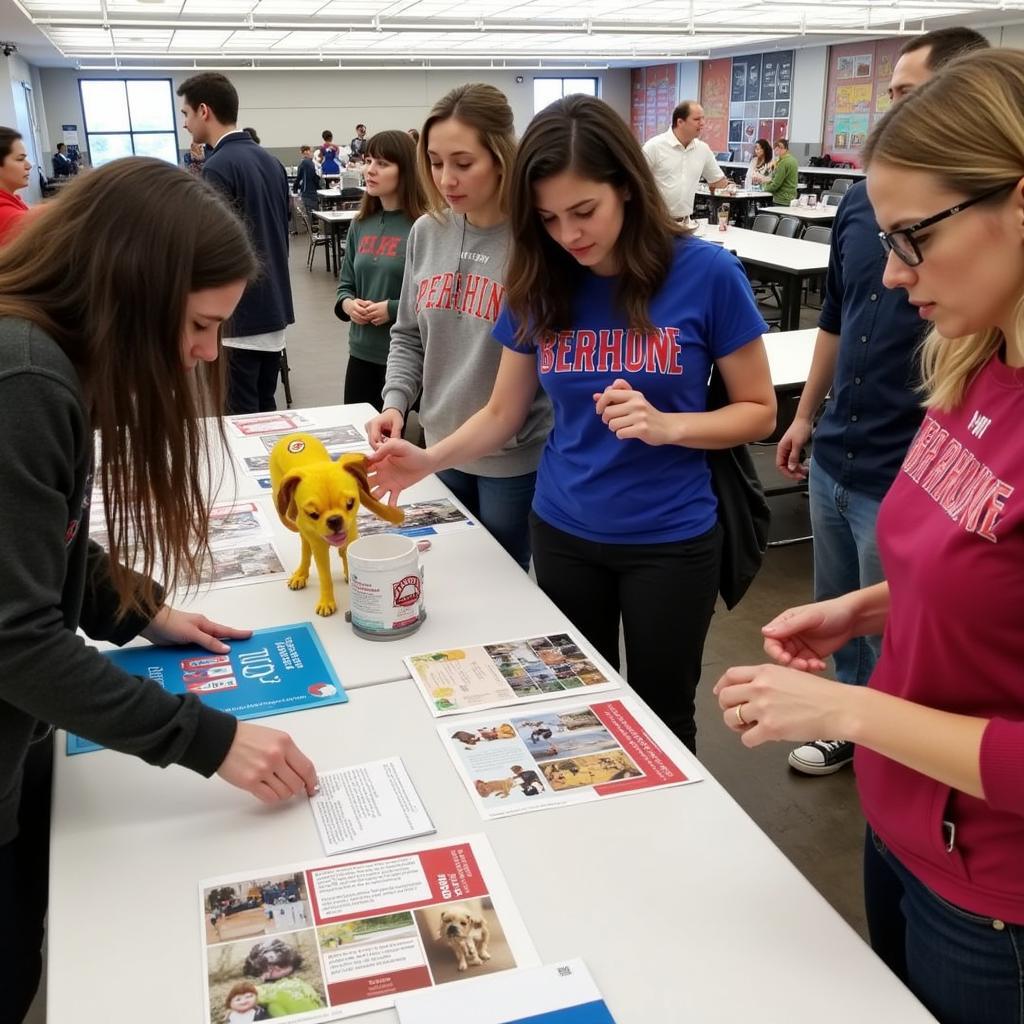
[725,49,793,164]
[823,37,903,165]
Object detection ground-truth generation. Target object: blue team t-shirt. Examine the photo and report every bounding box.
[493,237,768,544]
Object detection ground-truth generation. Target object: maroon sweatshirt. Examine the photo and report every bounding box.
[857,352,1024,922]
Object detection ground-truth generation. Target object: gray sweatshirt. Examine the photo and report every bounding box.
[382,212,552,477]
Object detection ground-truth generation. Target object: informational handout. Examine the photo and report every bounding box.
[356,497,476,539]
[440,699,701,820]
[67,623,346,755]
[309,758,435,856]
[397,958,618,1023]
[199,835,537,1023]
[405,633,619,717]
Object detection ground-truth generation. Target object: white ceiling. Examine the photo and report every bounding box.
[8,0,1024,70]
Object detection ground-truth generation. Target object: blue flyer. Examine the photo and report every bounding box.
[66,622,346,755]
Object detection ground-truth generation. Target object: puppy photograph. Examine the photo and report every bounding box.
[269,433,404,616]
[413,897,516,985]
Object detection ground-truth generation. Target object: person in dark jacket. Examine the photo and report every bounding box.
[0,158,317,1024]
[51,141,76,177]
[293,144,320,220]
[178,72,295,414]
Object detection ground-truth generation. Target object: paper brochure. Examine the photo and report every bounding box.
[440,698,702,820]
[199,835,537,1022]
[405,633,619,717]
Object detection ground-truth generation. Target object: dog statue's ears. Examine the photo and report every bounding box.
[276,472,304,531]
[337,454,405,525]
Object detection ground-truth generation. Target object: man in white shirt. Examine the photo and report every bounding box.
[642,101,728,222]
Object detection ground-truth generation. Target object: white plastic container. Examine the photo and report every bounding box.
[347,534,425,640]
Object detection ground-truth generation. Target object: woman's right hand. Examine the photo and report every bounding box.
[366,407,405,448]
[366,438,436,504]
[761,596,862,672]
[216,722,319,803]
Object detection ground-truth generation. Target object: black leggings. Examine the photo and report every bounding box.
[343,354,387,411]
[530,513,722,753]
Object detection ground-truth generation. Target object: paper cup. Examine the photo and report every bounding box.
[347,534,425,640]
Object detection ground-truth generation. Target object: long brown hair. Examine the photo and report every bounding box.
[864,48,1024,412]
[0,157,257,616]
[418,83,516,219]
[506,94,683,346]
[357,130,427,222]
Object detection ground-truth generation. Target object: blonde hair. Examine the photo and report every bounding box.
[418,83,516,220]
[864,48,1024,412]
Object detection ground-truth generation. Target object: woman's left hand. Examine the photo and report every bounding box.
[365,300,391,327]
[140,607,252,654]
[713,663,854,747]
[593,379,674,446]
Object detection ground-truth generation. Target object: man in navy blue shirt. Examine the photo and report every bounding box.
[775,26,989,776]
[177,72,294,414]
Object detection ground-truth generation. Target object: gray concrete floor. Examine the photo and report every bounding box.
[25,239,862,1024]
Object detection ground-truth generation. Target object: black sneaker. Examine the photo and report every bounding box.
[788,739,854,776]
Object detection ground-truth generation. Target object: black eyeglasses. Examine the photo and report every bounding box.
[878,183,1015,267]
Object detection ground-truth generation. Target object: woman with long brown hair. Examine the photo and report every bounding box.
[365,83,552,570]
[0,157,317,1023]
[716,49,1024,1022]
[368,95,775,752]
[336,129,427,410]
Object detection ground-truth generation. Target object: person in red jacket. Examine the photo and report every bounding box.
[0,127,31,244]
[716,49,1024,1024]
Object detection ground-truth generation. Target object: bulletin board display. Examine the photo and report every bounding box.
[706,49,792,164]
[698,57,731,156]
[630,63,679,142]
[823,37,903,165]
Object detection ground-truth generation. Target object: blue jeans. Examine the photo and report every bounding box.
[437,467,536,571]
[865,829,1024,1024]
[808,457,884,685]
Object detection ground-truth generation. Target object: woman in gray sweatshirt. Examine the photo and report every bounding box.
[367,84,551,570]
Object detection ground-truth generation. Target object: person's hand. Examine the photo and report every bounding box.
[140,607,251,654]
[366,407,405,448]
[760,596,861,671]
[366,438,436,505]
[776,415,812,480]
[714,663,853,748]
[216,722,319,803]
[593,378,675,446]
[343,298,372,325]
[363,300,391,327]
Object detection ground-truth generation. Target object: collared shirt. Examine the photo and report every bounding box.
[815,180,926,500]
[642,130,723,220]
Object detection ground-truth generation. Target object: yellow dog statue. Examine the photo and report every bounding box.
[270,433,404,616]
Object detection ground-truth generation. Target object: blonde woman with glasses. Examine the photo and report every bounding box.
[716,48,1024,1024]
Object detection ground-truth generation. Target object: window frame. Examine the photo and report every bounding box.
[532,76,600,113]
[78,77,178,167]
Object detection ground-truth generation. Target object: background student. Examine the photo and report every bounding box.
[0,158,317,1023]
[335,130,427,410]
[293,144,320,221]
[365,83,552,570]
[717,49,1024,1024]
[368,96,775,751]
[0,127,31,245]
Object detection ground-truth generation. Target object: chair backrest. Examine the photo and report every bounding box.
[830,177,853,195]
[775,216,802,239]
[715,152,731,162]
[339,187,364,201]
[751,212,780,234]
[802,225,833,246]
[821,193,843,207]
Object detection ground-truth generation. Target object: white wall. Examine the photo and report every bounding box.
[37,66,631,163]
[790,45,827,148]
[4,52,44,202]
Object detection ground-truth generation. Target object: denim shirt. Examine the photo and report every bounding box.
[815,180,926,500]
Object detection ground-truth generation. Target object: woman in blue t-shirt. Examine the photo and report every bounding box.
[368,95,775,751]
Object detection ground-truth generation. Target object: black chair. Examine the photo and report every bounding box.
[802,224,833,246]
[338,186,363,210]
[775,216,802,239]
[296,204,331,271]
[279,348,293,408]
[751,212,779,234]
[830,177,853,195]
